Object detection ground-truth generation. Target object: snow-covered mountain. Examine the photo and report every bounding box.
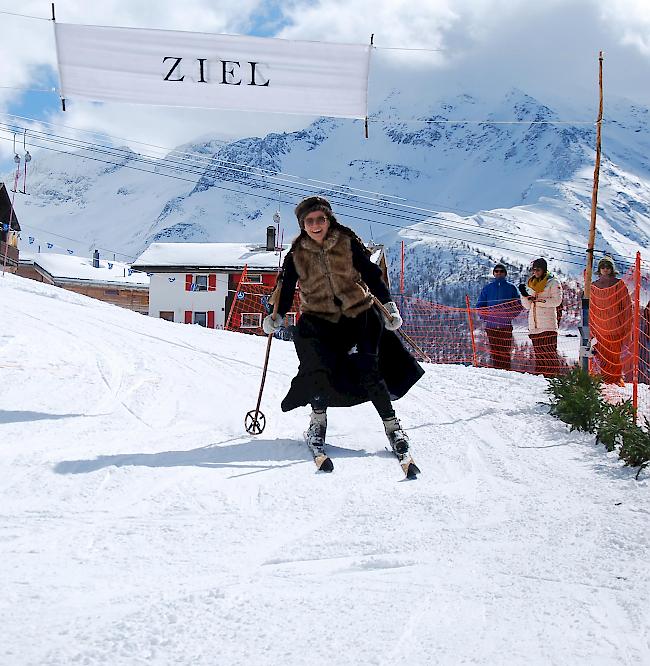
[8,88,650,303]
[2,272,649,664]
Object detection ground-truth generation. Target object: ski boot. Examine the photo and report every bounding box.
[306,410,327,455]
[383,416,410,455]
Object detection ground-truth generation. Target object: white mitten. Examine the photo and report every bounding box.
[382,301,403,331]
[262,314,284,335]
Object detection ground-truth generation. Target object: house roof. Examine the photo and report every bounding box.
[132,242,288,272]
[20,252,149,287]
[0,183,20,231]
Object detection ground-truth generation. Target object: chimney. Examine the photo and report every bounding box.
[266,226,276,252]
[93,249,100,268]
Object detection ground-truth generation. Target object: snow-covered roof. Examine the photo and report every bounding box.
[132,242,288,271]
[21,252,149,286]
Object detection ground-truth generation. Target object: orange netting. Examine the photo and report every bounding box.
[223,258,650,424]
[589,272,633,385]
[224,266,582,374]
[225,266,300,339]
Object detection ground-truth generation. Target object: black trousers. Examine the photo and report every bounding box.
[299,307,395,420]
[485,326,513,370]
[529,331,559,377]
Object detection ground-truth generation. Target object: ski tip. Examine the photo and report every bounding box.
[317,456,334,473]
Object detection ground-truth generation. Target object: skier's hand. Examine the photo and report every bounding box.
[518,284,529,297]
[262,313,284,335]
[382,301,403,331]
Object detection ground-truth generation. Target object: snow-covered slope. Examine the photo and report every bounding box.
[8,89,650,297]
[1,273,649,665]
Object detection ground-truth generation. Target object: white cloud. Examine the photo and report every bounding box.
[0,0,649,165]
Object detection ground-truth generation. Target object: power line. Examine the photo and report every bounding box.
[0,118,605,255]
[1,124,644,269]
[0,8,49,21]
[0,126,637,267]
[0,86,57,93]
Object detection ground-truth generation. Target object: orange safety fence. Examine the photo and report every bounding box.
[591,252,650,424]
[225,266,300,339]
[224,268,583,375]
[224,257,650,424]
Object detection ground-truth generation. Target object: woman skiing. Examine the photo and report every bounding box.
[263,196,423,466]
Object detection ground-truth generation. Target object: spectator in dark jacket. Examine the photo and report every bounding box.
[476,263,522,370]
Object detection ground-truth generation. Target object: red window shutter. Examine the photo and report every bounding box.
[184,311,192,324]
[185,274,193,291]
[208,274,216,291]
[207,311,215,328]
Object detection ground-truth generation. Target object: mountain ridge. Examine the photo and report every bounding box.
[7,88,650,304]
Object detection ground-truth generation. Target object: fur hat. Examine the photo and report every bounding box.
[493,263,507,275]
[294,196,333,229]
[531,258,547,272]
[598,256,617,274]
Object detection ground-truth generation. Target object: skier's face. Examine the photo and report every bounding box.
[303,211,331,245]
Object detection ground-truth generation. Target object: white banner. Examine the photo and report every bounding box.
[54,23,371,119]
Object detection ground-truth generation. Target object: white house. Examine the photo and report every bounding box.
[132,233,287,329]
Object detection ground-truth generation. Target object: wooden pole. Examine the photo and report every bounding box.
[585,50,604,298]
[580,51,604,371]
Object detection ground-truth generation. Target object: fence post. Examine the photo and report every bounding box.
[465,295,478,367]
[632,251,641,421]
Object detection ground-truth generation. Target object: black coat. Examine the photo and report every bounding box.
[281,308,424,412]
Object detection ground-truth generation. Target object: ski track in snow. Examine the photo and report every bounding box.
[1,273,649,666]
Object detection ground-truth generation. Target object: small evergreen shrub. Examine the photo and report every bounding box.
[545,369,648,479]
[547,368,603,433]
[618,417,650,479]
[596,400,636,452]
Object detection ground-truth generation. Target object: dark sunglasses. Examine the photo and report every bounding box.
[493,269,506,274]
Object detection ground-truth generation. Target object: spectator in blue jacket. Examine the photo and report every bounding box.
[476,263,522,370]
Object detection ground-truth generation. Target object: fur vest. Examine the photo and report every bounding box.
[292,228,373,323]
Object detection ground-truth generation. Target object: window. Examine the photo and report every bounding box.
[159,311,174,322]
[241,313,262,328]
[104,288,119,296]
[285,312,297,327]
[243,274,263,284]
[194,312,207,327]
[194,275,208,291]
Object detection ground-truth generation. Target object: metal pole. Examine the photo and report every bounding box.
[465,295,478,367]
[400,240,405,295]
[580,51,604,371]
[633,252,641,421]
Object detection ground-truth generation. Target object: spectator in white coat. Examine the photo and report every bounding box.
[519,258,563,377]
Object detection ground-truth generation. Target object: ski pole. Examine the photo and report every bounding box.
[372,295,431,363]
[245,280,282,434]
